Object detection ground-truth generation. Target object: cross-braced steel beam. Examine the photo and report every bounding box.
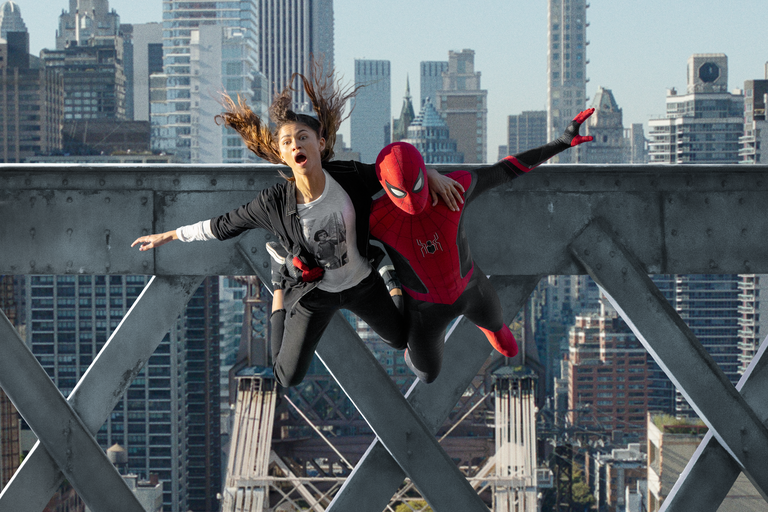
[570,219,768,507]
[326,275,541,512]
[314,313,490,512]
[658,334,768,511]
[0,275,204,512]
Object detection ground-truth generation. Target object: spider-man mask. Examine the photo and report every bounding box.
[375,142,429,215]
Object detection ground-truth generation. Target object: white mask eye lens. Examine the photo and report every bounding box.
[386,182,406,198]
[412,170,424,193]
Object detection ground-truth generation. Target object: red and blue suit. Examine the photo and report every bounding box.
[370,109,594,382]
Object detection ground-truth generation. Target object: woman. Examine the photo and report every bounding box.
[131,68,461,387]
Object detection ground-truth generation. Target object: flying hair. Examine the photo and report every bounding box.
[215,59,362,178]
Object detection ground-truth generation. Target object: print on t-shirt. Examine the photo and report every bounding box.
[304,212,348,270]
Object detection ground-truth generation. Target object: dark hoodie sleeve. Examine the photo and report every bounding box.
[209,188,275,241]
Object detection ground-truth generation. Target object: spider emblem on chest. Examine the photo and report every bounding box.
[417,233,443,257]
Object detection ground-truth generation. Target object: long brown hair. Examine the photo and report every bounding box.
[216,60,362,173]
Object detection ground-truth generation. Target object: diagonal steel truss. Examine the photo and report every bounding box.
[570,219,768,509]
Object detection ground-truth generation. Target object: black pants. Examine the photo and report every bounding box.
[404,266,503,383]
[270,268,407,387]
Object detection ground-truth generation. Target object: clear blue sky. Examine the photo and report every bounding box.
[22,0,767,162]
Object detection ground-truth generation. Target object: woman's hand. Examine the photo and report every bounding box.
[131,230,178,251]
[426,168,465,211]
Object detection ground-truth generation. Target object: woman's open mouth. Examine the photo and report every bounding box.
[295,153,307,165]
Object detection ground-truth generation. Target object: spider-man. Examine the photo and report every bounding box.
[371,109,594,382]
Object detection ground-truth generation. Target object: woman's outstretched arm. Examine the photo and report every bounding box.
[131,230,178,251]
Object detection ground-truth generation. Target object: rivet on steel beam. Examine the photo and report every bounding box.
[579,180,585,186]
[142,229,148,236]
[704,197,710,204]
[105,197,111,203]
[609,251,615,257]
[141,197,148,206]
[248,179,254,186]
[739,197,745,204]
[99,179,106,186]
[29,260,35,267]
[671,230,678,236]
[173,179,180,186]
[211,179,217,186]
[742,229,748,237]
[709,260,717,269]
[706,229,713,237]
[262,262,268,268]
[668,197,673,204]
[29,228,35,238]
[721,180,727,188]
[407,451,413,456]
[104,229,110,236]
[584,249,590,255]
[265,234,272,241]
[745,260,751,268]
[63,179,69,186]
[67,261,73,268]
[136,179,143,187]
[596,263,602,270]
[621,267,627,274]
[29,197,36,207]
[251,247,257,254]
[24,178,31,185]
[615,180,620,187]
[142,260,149,268]
[66,197,73,203]
[67,228,73,237]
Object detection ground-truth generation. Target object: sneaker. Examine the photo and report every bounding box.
[266,241,288,289]
[378,265,401,293]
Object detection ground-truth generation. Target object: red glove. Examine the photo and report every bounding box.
[292,257,324,283]
[565,108,595,147]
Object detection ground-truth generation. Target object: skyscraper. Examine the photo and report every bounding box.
[420,60,448,108]
[24,275,221,511]
[0,1,25,39]
[257,0,334,104]
[55,0,120,49]
[740,78,768,164]
[648,54,743,164]
[507,110,547,155]
[121,22,163,122]
[0,14,64,162]
[189,24,269,164]
[566,302,650,440]
[581,86,626,164]
[392,77,415,142]
[401,99,462,164]
[434,49,487,163]
[351,59,390,163]
[155,1,258,162]
[547,0,589,163]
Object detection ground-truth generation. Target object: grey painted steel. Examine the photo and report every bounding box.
[315,314,491,512]
[0,275,205,512]
[660,335,768,512]
[570,219,768,502]
[327,276,541,512]
[4,165,768,276]
[0,310,146,512]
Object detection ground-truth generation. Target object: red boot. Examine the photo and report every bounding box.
[478,325,518,358]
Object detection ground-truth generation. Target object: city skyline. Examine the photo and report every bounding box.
[18,0,768,162]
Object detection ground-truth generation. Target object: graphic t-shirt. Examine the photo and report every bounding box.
[297,170,371,292]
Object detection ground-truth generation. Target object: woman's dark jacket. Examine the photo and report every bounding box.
[209,160,384,312]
